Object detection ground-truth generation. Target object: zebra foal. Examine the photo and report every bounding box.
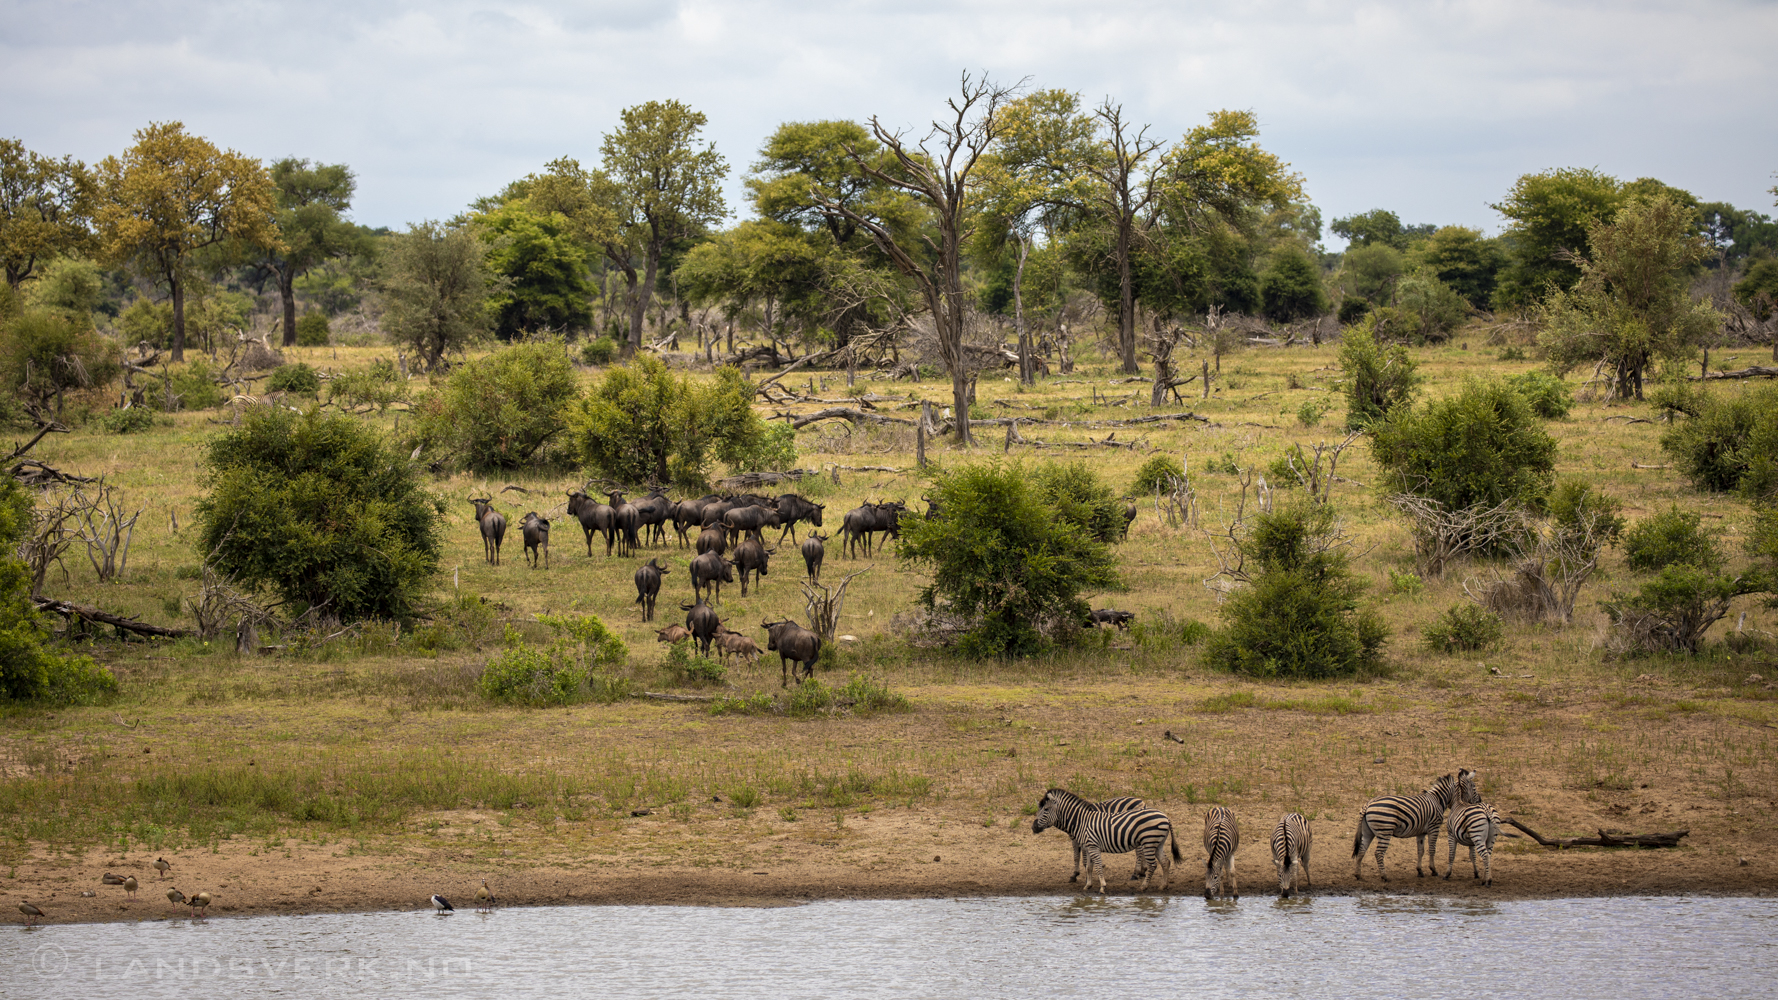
[1352,768,1475,881]
[1027,788,1144,883]
[1445,801,1502,886]
[1204,806,1240,899]
[1033,791,1178,894]
[1270,812,1313,898]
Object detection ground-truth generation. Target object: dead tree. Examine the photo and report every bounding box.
[68,480,142,583]
[1142,317,1197,406]
[1385,494,1525,580]
[802,566,872,644]
[1272,432,1361,505]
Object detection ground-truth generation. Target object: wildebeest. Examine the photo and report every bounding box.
[634,558,670,621]
[699,497,738,530]
[566,490,616,556]
[773,494,825,544]
[681,597,720,656]
[733,537,772,596]
[714,631,762,669]
[723,504,781,546]
[469,498,506,565]
[800,532,827,583]
[635,489,672,547]
[655,624,691,644]
[607,491,641,557]
[695,526,727,557]
[1121,501,1138,539]
[520,512,550,569]
[1089,609,1135,630]
[689,550,735,603]
[761,618,822,687]
[841,501,904,558]
[673,494,721,547]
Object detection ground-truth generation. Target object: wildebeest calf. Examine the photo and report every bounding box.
[521,512,550,569]
[715,631,762,669]
[655,624,691,644]
[634,557,670,621]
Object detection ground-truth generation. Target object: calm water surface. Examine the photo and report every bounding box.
[5,894,1772,999]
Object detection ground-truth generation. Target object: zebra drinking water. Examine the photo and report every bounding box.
[1445,801,1502,886]
[1270,812,1313,898]
[1351,769,1471,881]
[1026,788,1145,883]
[1204,806,1241,900]
[1033,790,1178,894]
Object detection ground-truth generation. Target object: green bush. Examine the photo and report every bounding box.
[408,340,581,470]
[1506,371,1574,419]
[1202,500,1388,678]
[1622,508,1720,573]
[566,357,766,489]
[1659,384,1778,502]
[1369,376,1558,511]
[267,362,321,395]
[1129,610,1211,650]
[1548,479,1623,553]
[116,298,173,349]
[1387,568,1425,595]
[709,692,775,716]
[0,478,118,705]
[1296,398,1331,428]
[533,612,629,666]
[580,337,619,366]
[158,357,224,411]
[1605,565,1765,655]
[98,406,157,434]
[1131,455,1185,495]
[1031,461,1125,543]
[1734,257,1778,320]
[1395,274,1470,342]
[328,358,408,412]
[663,639,726,687]
[1337,320,1421,429]
[898,460,1118,658]
[1646,374,1709,420]
[728,420,798,474]
[193,407,445,621]
[295,312,331,347]
[1422,604,1504,652]
[1259,245,1329,322]
[780,674,910,718]
[0,309,122,420]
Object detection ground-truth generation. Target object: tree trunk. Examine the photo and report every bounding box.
[280,265,299,348]
[630,248,659,351]
[1116,219,1137,374]
[170,276,186,364]
[1014,237,1033,386]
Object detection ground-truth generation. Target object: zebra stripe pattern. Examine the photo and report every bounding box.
[1271,812,1313,898]
[1444,802,1501,885]
[1028,789,1144,884]
[1034,791,1178,894]
[1457,767,1481,807]
[1204,806,1241,899]
[1351,771,1463,881]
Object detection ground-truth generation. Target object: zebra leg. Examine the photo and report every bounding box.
[1070,836,1082,883]
[1426,827,1440,877]
[1230,856,1238,900]
[1085,845,1106,894]
[1471,843,1480,880]
[1134,846,1153,893]
[1373,832,1392,881]
[1480,846,1492,887]
[1444,833,1456,880]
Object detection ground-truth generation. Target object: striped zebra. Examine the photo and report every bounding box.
[1351,771,1466,881]
[1027,789,1144,883]
[1033,791,1178,894]
[1270,812,1313,898]
[1203,806,1241,899]
[1444,802,1502,886]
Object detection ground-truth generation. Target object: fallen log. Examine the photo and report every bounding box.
[638,691,717,703]
[32,597,193,638]
[1504,816,1688,849]
[12,460,96,487]
[780,407,918,430]
[1692,365,1778,381]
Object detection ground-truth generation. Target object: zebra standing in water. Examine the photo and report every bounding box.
[1025,788,1145,883]
[1270,812,1314,898]
[1352,769,1474,881]
[1203,806,1241,899]
[1445,799,1502,885]
[1033,790,1178,894]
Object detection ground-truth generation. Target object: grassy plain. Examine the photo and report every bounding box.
[3,330,1776,921]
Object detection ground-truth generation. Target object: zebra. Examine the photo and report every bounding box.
[1457,766,1482,807]
[1204,806,1241,899]
[1351,771,1465,881]
[1033,791,1178,894]
[1445,802,1502,886]
[1271,812,1314,898]
[1026,788,1145,883]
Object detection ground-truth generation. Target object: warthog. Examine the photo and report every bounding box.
[469,498,506,565]
[654,624,692,644]
[733,536,772,596]
[1089,609,1135,630]
[800,532,827,583]
[773,494,825,544]
[520,512,550,569]
[566,490,615,557]
[762,618,822,687]
[681,597,720,656]
[689,550,735,604]
[607,491,641,557]
[634,557,670,621]
[695,526,727,557]
[714,631,762,669]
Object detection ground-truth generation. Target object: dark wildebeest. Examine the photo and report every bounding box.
[841,501,904,558]
[923,495,943,521]
[800,532,827,583]
[1089,608,1135,630]
[566,490,616,557]
[699,497,738,530]
[655,624,691,644]
[695,526,727,557]
[681,597,720,657]
[723,504,781,546]
[635,489,672,547]
[607,491,641,557]
[762,618,822,687]
[733,537,772,596]
[520,512,550,569]
[689,550,735,604]
[470,498,506,565]
[1121,501,1137,539]
[634,558,670,621]
[773,494,825,544]
[673,494,721,547]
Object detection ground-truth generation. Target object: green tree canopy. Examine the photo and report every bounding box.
[1331,208,1433,250]
[1370,376,1559,510]
[408,340,582,470]
[0,137,97,289]
[1412,225,1506,309]
[474,202,594,339]
[257,158,365,347]
[1491,167,1624,307]
[1260,243,1328,321]
[565,356,766,489]
[379,220,496,370]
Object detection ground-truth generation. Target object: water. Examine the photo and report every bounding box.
[6,894,1773,999]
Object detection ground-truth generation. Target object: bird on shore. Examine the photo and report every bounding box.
[102,872,127,885]
[19,900,45,925]
[188,891,212,919]
[430,895,453,913]
[123,875,139,901]
[166,887,187,912]
[153,857,172,879]
[475,880,495,913]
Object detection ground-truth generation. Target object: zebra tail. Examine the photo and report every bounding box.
[1352,816,1365,858]
[1171,829,1182,862]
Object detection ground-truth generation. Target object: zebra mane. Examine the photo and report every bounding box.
[1425,773,1458,808]
[1042,787,1093,807]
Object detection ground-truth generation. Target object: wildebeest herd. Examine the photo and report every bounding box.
[1032,768,1504,898]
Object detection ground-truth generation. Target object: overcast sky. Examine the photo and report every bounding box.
[6,0,1775,246]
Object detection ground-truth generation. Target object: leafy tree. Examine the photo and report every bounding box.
[95,122,282,362]
[474,202,594,339]
[1335,243,1405,306]
[22,256,104,318]
[1698,202,1778,266]
[565,356,766,488]
[380,220,495,370]
[677,219,834,342]
[1131,455,1185,495]
[1605,511,1768,654]
[408,341,581,470]
[1413,226,1506,309]
[1030,462,1125,543]
[1491,167,1623,306]
[256,159,364,347]
[600,101,730,350]
[1369,376,1558,510]
[195,407,444,621]
[1394,273,1469,341]
[1734,256,1778,320]
[1659,383,1778,502]
[1259,244,1328,321]
[1332,209,1409,249]
[1505,370,1574,419]
[0,137,97,288]
[1623,507,1721,573]
[898,461,1117,658]
[0,307,121,423]
[1539,195,1719,399]
[1337,320,1421,429]
[0,477,116,705]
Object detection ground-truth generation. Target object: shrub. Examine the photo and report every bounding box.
[532,612,629,666]
[1646,374,1709,420]
[1387,568,1425,595]
[1259,245,1329,322]
[479,645,589,705]
[663,639,726,687]
[267,362,321,395]
[328,358,408,412]
[1130,610,1211,650]
[1131,455,1185,495]
[1605,566,1765,655]
[1422,604,1504,652]
[785,677,835,716]
[408,340,581,470]
[1506,371,1574,419]
[566,357,766,489]
[295,312,330,347]
[193,407,445,621]
[833,674,912,715]
[1622,508,1720,573]
[1369,376,1558,511]
[158,357,224,411]
[0,309,122,421]
[1395,274,1470,342]
[98,406,158,434]
[0,478,118,705]
[1296,398,1331,428]
[1659,383,1778,502]
[1547,480,1623,553]
[708,692,775,716]
[1030,461,1125,543]
[728,420,798,474]
[898,460,1118,658]
[1337,320,1421,429]
[1337,297,1371,325]
[1734,256,1778,320]
[116,298,173,349]
[580,337,619,366]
